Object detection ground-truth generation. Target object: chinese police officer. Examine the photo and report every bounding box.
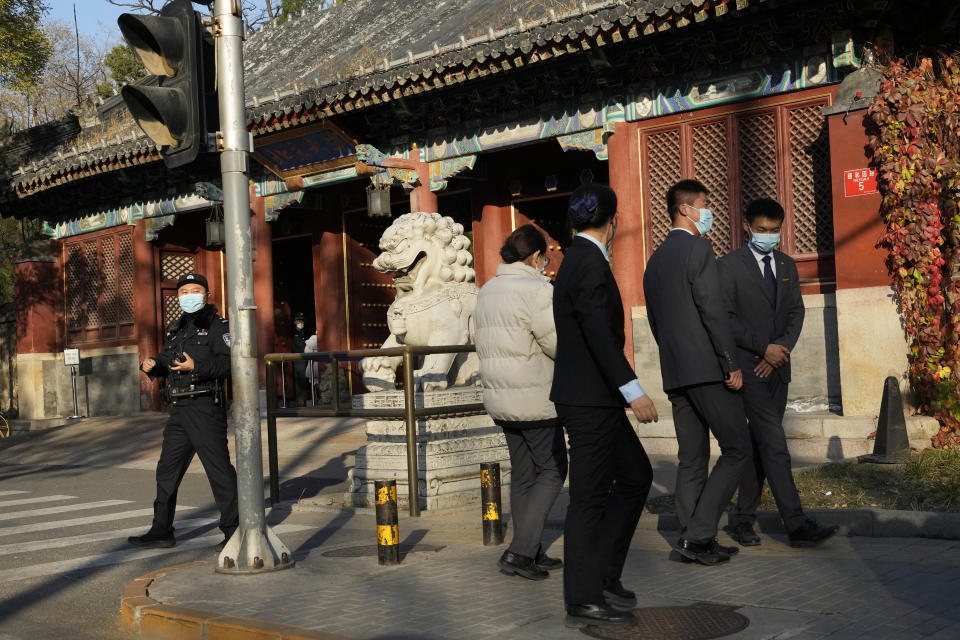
[129,272,239,550]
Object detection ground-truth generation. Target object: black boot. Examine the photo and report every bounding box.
[128,530,175,549]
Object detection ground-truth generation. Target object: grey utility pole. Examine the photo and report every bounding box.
[212,0,293,574]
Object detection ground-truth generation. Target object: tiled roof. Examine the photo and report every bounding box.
[1,0,745,201]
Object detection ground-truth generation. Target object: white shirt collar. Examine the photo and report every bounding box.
[669,227,694,235]
[576,232,609,263]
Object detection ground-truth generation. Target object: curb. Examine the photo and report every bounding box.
[120,561,356,640]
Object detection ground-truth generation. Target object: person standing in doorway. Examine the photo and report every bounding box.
[552,182,658,628]
[642,179,750,566]
[292,312,310,406]
[720,198,838,548]
[130,273,238,550]
[475,224,567,582]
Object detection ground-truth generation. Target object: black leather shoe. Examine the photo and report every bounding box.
[127,531,175,549]
[679,539,739,563]
[675,537,731,566]
[788,519,839,548]
[565,603,634,627]
[602,579,637,609]
[729,522,761,546]
[498,550,548,580]
[535,547,563,570]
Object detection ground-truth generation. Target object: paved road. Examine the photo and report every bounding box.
[0,415,354,640]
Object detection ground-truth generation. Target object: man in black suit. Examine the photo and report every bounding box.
[643,179,751,566]
[552,182,658,627]
[719,198,838,548]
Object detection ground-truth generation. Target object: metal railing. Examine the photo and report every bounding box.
[263,344,483,516]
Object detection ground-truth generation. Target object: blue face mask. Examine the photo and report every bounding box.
[750,231,781,253]
[179,293,205,314]
[691,207,714,235]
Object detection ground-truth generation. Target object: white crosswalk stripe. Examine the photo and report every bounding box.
[0,507,191,536]
[0,523,314,582]
[0,499,131,521]
[0,490,315,583]
[0,518,220,556]
[0,494,76,508]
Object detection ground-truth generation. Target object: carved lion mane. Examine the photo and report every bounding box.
[372,212,475,285]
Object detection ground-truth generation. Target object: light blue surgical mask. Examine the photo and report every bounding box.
[750,232,781,253]
[178,293,205,314]
[687,207,713,235]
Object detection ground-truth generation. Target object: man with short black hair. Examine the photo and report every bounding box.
[720,198,838,548]
[129,272,238,550]
[643,179,751,566]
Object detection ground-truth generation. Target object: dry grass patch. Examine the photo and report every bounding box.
[645,449,960,514]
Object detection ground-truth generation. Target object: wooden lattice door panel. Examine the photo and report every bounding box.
[161,290,183,330]
[160,253,197,283]
[157,251,197,334]
[346,215,396,353]
[738,111,780,208]
[638,93,835,288]
[642,127,684,253]
[786,103,833,257]
[64,229,136,344]
[691,118,734,256]
[117,234,135,324]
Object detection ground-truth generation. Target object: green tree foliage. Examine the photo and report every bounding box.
[275,0,346,25]
[0,0,51,91]
[96,43,146,99]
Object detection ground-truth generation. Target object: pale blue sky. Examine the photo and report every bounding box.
[46,0,126,42]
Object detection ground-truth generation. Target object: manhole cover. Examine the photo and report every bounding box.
[321,543,445,557]
[581,606,749,640]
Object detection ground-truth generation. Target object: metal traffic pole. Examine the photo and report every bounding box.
[213,0,292,574]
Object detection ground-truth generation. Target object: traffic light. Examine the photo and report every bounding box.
[118,0,216,169]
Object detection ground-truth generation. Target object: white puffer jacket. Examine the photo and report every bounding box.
[474,261,557,423]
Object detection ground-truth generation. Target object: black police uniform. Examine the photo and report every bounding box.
[144,302,239,540]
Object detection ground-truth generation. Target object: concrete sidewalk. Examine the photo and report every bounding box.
[122,499,960,640]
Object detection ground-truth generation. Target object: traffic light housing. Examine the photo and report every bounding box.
[118,0,216,169]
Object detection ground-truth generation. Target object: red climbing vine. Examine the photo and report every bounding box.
[867,55,960,448]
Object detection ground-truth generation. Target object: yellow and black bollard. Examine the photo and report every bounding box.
[480,462,504,546]
[375,480,400,565]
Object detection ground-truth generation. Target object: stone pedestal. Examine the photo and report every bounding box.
[344,388,510,511]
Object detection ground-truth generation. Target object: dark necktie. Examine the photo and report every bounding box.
[762,255,777,304]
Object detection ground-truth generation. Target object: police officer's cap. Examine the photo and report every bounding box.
[294,312,305,321]
[176,273,209,290]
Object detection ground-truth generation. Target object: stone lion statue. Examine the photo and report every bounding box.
[360,212,480,392]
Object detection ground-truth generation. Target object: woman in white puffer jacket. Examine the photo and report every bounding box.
[475,224,567,581]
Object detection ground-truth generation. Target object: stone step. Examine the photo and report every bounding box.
[631,413,939,460]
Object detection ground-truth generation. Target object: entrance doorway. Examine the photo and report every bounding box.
[272,235,316,401]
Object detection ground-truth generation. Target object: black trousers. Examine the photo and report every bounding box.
[668,381,751,542]
[151,397,239,538]
[731,377,806,532]
[502,424,568,558]
[557,404,652,606]
[293,361,310,405]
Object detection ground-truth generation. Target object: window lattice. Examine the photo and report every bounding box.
[117,234,135,324]
[738,112,780,207]
[66,245,85,330]
[162,291,183,329]
[101,238,118,326]
[83,240,101,328]
[646,128,683,249]
[693,120,731,256]
[160,253,195,281]
[789,105,833,254]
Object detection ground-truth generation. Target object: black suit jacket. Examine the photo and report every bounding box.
[550,236,637,407]
[642,230,737,392]
[718,246,805,384]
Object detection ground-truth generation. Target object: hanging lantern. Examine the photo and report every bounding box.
[205,202,225,245]
[366,172,392,217]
